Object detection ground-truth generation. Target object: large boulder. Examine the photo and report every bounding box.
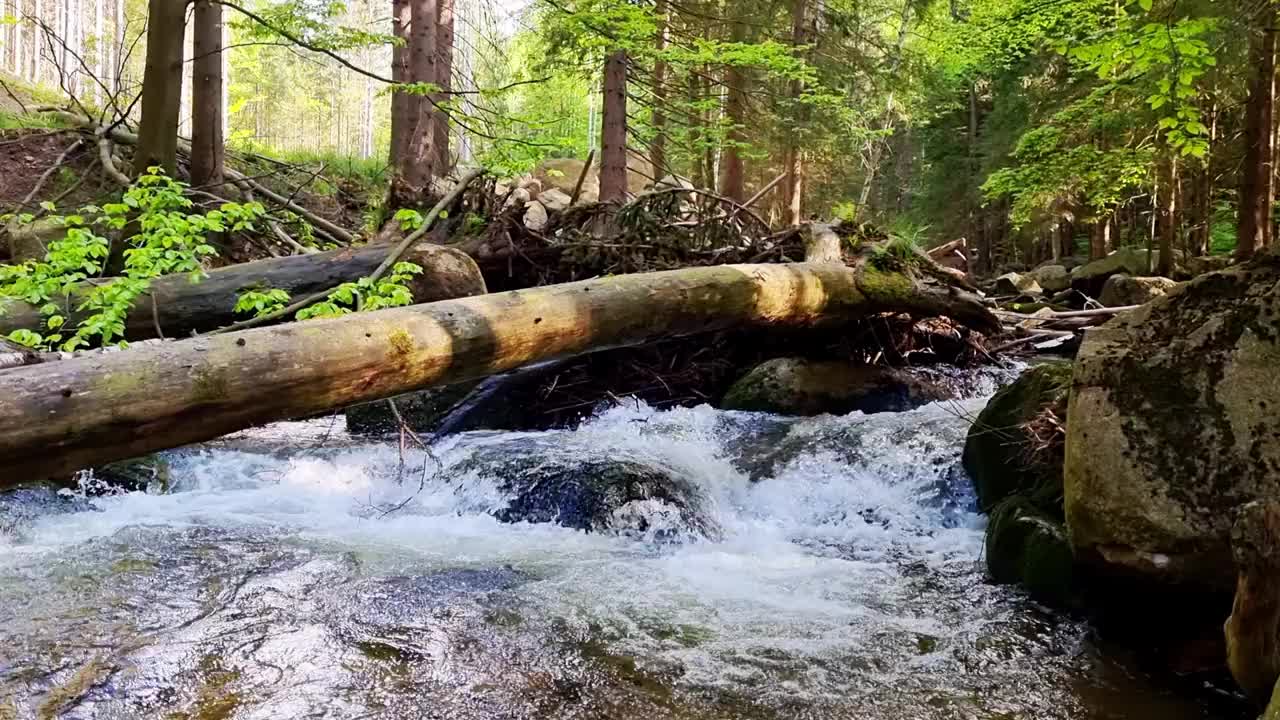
[537,188,572,212]
[522,201,548,231]
[994,272,1042,297]
[720,358,950,416]
[1097,274,1180,307]
[1064,255,1280,591]
[1030,264,1071,292]
[1185,255,1234,277]
[1070,247,1152,297]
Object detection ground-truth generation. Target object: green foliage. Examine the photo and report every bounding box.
[393,208,424,232]
[295,261,424,320]
[1064,13,1216,158]
[234,288,292,317]
[0,110,73,130]
[0,170,264,350]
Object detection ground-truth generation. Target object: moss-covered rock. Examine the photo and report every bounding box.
[985,497,1075,604]
[720,358,950,416]
[963,364,1074,603]
[1065,254,1280,592]
[1070,247,1153,297]
[961,363,1072,512]
[1098,274,1180,307]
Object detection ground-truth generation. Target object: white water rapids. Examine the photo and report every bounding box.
[0,381,1236,719]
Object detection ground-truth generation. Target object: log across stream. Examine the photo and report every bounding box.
[0,261,995,482]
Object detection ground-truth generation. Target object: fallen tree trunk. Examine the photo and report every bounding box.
[0,242,486,341]
[0,261,995,482]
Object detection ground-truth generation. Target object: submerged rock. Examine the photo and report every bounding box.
[90,455,172,493]
[345,382,483,435]
[720,358,950,416]
[454,443,715,539]
[1064,255,1280,592]
[1098,274,1179,307]
[496,458,712,539]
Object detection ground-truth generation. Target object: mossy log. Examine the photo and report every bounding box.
[0,260,995,483]
[0,242,486,341]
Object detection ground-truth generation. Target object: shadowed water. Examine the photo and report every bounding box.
[0,388,1242,719]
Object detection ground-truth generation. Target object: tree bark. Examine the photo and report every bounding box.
[0,260,997,482]
[390,0,438,207]
[389,0,412,163]
[649,0,669,176]
[599,50,628,202]
[0,243,486,342]
[686,69,704,188]
[1089,215,1111,261]
[781,0,807,226]
[432,0,454,172]
[1238,5,1276,261]
[94,0,104,105]
[1156,153,1178,276]
[189,0,224,188]
[134,0,186,176]
[719,19,748,202]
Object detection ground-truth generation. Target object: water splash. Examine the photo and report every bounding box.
[0,391,1229,719]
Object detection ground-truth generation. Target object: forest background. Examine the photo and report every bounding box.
[0,0,1276,273]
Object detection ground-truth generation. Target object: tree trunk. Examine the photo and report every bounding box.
[390,0,438,207]
[686,70,704,188]
[599,50,628,202]
[0,260,996,482]
[389,0,412,163]
[432,0,454,172]
[649,0,669,177]
[719,19,747,202]
[112,0,123,94]
[1090,215,1111,261]
[134,0,186,176]
[1157,152,1178,276]
[781,0,807,226]
[0,243,486,342]
[1238,5,1277,261]
[189,0,224,188]
[94,0,104,105]
[34,0,43,83]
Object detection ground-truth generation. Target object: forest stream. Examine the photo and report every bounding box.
[0,370,1246,719]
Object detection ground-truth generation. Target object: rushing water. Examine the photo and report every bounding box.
[0,378,1242,719]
